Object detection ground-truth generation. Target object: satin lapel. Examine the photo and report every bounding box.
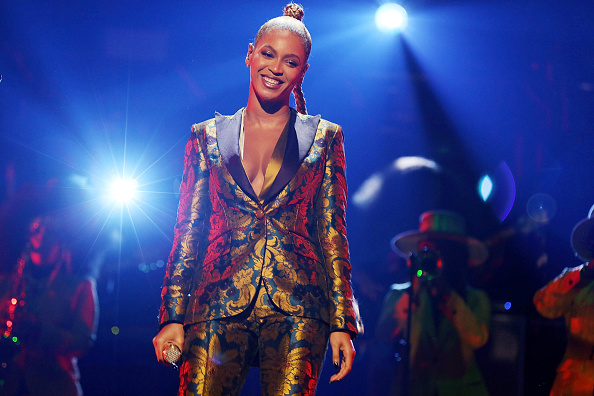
[215,109,258,201]
[261,109,321,204]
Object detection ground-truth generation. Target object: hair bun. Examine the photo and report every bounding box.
[284,3,304,21]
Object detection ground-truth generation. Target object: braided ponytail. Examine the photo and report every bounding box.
[284,3,307,115]
[293,81,307,115]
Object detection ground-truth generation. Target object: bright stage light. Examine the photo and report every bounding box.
[479,175,493,201]
[111,178,138,202]
[375,3,408,34]
[478,162,516,221]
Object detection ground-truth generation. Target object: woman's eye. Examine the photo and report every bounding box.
[287,61,298,67]
[262,51,273,58]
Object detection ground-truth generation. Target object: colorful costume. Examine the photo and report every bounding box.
[533,203,594,396]
[158,108,357,395]
[533,265,594,395]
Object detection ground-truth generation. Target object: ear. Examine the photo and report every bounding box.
[246,43,254,67]
[298,64,310,83]
[302,63,310,76]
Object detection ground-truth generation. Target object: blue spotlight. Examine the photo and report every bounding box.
[375,3,408,34]
[479,175,493,201]
[111,178,138,202]
[478,162,516,221]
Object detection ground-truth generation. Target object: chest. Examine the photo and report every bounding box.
[204,125,328,203]
[241,127,284,180]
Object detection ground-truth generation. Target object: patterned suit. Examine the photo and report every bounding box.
[159,108,357,395]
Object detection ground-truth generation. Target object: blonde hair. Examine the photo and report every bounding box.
[254,3,311,114]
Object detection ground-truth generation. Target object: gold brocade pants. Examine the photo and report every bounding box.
[179,285,330,396]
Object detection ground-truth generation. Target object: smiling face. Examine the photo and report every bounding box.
[246,28,309,109]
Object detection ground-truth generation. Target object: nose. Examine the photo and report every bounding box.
[268,59,283,75]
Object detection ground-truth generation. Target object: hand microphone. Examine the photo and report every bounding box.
[163,343,182,369]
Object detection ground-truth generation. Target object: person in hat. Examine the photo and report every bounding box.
[374,210,491,396]
[533,205,594,396]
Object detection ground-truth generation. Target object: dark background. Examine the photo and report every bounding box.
[1,0,592,394]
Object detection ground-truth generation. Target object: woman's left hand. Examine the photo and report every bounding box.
[329,331,355,383]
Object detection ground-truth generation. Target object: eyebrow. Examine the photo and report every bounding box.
[261,44,302,62]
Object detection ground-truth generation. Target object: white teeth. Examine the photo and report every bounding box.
[262,76,280,85]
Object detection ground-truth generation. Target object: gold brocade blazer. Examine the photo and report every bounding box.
[159,108,358,337]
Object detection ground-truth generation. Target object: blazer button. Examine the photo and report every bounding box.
[255,209,265,219]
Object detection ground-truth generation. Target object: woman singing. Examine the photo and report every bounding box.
[152,3,358,395]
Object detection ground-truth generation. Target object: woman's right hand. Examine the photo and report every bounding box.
[153,322,184,366]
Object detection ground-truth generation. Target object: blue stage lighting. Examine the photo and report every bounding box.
[479,175,493,201]
[375,3,408,34]
[111,178,138,202]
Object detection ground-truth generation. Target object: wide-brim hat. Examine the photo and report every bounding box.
[391,210,488,267]
[571,204,594,262]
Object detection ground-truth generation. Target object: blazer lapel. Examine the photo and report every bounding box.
[216,108,321,205]
[261,109,320,204]
[215,109,258,201]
